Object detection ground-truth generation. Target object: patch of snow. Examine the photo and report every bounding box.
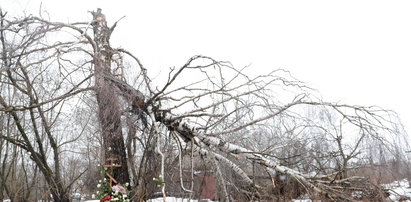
[351,190,365,199]
[83,197,214,202]
[292,193,312,202]
[147,197,213,202]
[383,179,411,202]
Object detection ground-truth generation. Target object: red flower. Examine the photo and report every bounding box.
[102,195,111,200]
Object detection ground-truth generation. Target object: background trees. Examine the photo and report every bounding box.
[0,9,94,201]
[0,8,409,201]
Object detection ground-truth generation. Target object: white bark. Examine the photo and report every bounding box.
[160,114,351,199]
[147,106,166,200]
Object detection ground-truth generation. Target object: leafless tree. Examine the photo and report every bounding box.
[0,9,93,201]
[0,8,408,201]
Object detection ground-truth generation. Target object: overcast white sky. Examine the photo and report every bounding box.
[3,0,411,134]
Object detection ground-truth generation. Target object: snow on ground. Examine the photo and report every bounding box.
[291,179,411,202]
[146,197,213,202]
[291,194,312,202]
[54,180,411,202]
[84,198,213,202]
[383,178,411,202]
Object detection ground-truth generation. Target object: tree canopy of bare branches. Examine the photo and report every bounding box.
[0,8,409,201]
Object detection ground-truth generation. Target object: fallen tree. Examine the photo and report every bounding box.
[0,8,408,201]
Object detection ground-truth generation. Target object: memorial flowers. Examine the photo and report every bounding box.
[97,164,130,201]
[96,177,130,201]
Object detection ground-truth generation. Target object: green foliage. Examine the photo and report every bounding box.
[153,176,165,188]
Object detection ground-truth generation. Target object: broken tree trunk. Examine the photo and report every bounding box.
[92,8,130,184]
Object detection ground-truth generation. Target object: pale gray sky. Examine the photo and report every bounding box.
[3,0,411,134]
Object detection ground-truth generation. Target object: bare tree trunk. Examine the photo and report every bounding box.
[91,8,130,183]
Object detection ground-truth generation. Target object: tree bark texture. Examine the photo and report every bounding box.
[92,8,130,184]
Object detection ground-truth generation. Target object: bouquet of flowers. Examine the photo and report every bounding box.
[95,164,130,201]
[95,178,130,201]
